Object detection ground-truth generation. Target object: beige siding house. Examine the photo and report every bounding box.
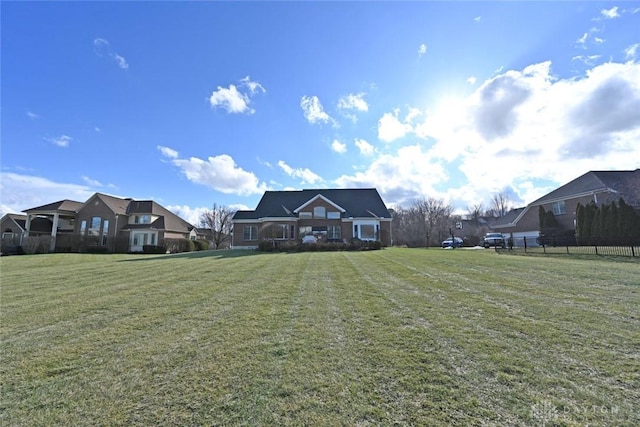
[14,193,196,253]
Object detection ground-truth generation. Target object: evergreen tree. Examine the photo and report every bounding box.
[576,203,585,241]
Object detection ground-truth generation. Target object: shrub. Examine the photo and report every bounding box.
[143,245,166,254]
[258,240,277,252]
[86,246,110,254]
[164,238,195,253]
[21,236,51,254]
[193,239,210,251]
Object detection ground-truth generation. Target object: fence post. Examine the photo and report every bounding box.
[523,236,527,253]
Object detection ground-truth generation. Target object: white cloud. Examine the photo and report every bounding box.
[82,176,103,187]
[208,76,264,114]
[0,172,95,215]
[474,16,481,23]
[26,111,39,119]
[338,60,640,210]
[94,38,128,69]
[467,76,477,85]
[277,160,323,185]
[159,147,268,196]
[240,75,266,95]
[377,108,419,142]
[46,135,72,148]
[337,93,368,112]
[572,54,602,66]
[418,43,427,57]
[331,139,347,153]
[334,144,448,207]
[575,32,589,48]
[157,145,179,159]
[625,43,639,60]
[355,138,375,156]
[300,95,334,125]
[209,85,251,114]
[165,205,210,227]
[600,6,620,19]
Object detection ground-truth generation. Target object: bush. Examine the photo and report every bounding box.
[164,238,195,253]
[86,246,110,254]
[193,239,210,251]
[21,236,51,254]
[258,240,277,252]
[143,245,166,254]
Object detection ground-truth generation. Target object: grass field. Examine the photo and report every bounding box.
[1,248,638,426]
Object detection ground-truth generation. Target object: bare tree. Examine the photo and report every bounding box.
[414,197,453,247]
[199,204,236,249]
[487,192,511,218]
[466,203,484,222]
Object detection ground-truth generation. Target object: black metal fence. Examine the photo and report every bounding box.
[498,235,639,258]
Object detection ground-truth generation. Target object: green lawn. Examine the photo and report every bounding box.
[1,249,638,426]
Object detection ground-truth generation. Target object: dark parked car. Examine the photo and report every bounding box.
[483,232,506,248]
[441,237,463,248]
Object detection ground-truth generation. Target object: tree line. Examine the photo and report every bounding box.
[575,198,640,244]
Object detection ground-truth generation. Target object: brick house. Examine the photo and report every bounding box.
[492,169,640,245]
[15,192,197,253]
[231,188,392,249]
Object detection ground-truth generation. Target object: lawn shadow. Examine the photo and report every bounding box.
[118,249,261,262]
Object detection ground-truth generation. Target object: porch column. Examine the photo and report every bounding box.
[50,213,60,252]
[25,214,32,236]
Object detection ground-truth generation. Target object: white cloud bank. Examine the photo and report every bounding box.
[0,172,95,214]
[341,60,640,209]
[158,146,268,196]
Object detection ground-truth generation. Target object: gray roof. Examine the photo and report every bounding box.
[234,188,391,220]
[531,169,640,207]
[24,199,84,214]
[491,207,526,228]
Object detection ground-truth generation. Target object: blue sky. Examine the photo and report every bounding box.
[2,1,639,225]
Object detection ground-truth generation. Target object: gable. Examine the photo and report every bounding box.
[293,194,346,214]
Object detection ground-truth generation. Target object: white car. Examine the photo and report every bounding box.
[301,235,318,244]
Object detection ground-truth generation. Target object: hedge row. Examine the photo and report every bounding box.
[258,239,382,252]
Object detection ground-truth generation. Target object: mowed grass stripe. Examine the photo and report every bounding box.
[1,249,638,426]
[363,250,640,421]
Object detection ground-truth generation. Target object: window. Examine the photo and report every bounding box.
[327,211,341,219]
[313,206,326,219]
[89,217,101,236]
[360,224,376,240]
[243,226,258,241]
[135,215,151,224]
[299,226,312,238]
[328,226,341,240]
[101,219,109,245]
[299,211,312,219]
[80,220,87,235]
[551,201,566,215]
[290,225,295,239]
[270,224,288,239]
[133,232,147,246]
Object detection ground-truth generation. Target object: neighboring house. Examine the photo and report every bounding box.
[18,193,197,253]
[231,188,392,249]
[1,213,51,246]
[491,169,640,245]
